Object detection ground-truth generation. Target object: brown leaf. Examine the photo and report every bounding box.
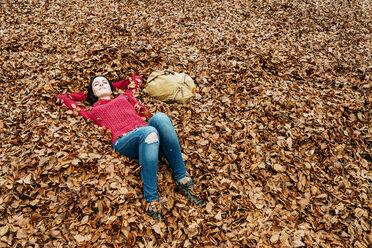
[273,164,286,173]
[214,211,222,221]
[0,226,8,237]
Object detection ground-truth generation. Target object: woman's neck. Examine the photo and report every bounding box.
[99,96,112,100]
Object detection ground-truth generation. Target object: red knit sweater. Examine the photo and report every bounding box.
[56,76,151,145]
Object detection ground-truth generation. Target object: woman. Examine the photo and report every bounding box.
[57,75,202,221]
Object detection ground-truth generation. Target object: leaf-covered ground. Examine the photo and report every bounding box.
[1,0,371,247]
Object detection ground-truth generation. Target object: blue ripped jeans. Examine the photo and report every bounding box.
[113,113,187,202]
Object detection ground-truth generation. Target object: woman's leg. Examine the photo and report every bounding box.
[112,126,160,202]
[148,113,187,181]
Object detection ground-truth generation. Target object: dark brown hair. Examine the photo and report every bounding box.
[87,75,114,106]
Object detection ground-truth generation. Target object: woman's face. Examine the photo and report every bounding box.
[92,76,112,99]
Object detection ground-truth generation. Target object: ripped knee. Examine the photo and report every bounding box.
[145,132,158,144]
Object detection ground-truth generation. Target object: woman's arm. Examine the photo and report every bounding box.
[112,75,143,96]
[56,92,91,120]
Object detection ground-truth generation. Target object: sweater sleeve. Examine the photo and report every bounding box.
[56,92,91,120]
[112,75,143,96]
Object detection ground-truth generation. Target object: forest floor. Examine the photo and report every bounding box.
[0,0,371,247]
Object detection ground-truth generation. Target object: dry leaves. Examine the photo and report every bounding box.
[1,0,371,247]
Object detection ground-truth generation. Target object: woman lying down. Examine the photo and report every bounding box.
[56,75,203,222]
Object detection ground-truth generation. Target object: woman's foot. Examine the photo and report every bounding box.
[175,177,203,205]
[176,176,194,189]
[146,201,161,222]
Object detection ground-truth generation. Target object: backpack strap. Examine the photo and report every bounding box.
[172,86,184,102]
[179,73,193,88]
